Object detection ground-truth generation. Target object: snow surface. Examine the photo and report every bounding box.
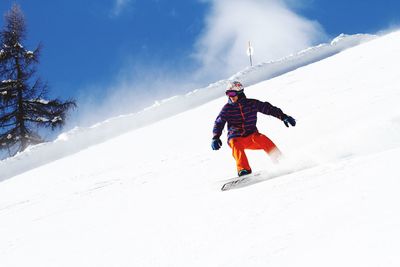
[1,31,400,266]
[0,33,374,180]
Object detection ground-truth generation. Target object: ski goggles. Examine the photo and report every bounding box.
[225,90,240,97]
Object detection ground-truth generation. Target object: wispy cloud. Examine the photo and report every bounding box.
[110,0,132,17]
[193,0,327,80]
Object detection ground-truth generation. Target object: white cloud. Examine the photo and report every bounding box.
[110,0,132,17]
[193,0,327,79]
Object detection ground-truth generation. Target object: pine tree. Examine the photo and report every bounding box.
[0,4,76,157]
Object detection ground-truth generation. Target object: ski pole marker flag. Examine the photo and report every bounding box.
[247,41,254,56]
[247,41,254,66]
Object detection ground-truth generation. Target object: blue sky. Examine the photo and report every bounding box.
[1,0,400,126]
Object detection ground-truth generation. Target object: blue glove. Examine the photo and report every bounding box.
[283,116,296,127]
[211,138,222,150]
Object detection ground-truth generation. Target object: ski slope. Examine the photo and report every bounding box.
[1,31,400,266]
[0,33,373,181]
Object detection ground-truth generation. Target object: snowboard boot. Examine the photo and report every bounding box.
[238,169,252,177]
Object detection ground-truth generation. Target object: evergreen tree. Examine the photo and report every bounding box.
[0,4,76,157]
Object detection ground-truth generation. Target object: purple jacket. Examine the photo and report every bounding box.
[213,95,287,141]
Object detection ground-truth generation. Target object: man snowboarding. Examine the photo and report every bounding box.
[211,81,296,177]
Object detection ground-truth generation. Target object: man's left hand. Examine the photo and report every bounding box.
[283,116,296,127]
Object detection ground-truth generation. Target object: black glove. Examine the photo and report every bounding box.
[211,138,222,150]
[283,116,296,127]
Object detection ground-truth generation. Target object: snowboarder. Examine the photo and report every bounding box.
[211,81,296,177]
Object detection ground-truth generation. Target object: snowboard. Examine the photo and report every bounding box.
[220,162,315,191]
[221,172,262,191]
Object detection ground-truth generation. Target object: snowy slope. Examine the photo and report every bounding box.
[1,30,400,267]
[0,33,373,181]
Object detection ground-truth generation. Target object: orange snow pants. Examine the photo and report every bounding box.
[228,132,281,172]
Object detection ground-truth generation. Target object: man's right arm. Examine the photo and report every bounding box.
[213,112,226,139]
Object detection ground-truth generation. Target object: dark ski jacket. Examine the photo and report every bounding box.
[213,94,288,141]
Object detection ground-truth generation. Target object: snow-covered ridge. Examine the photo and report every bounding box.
[230,33,375,84]
[0,33,375,181]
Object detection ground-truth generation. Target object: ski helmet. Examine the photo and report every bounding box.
[225,81,244,97]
